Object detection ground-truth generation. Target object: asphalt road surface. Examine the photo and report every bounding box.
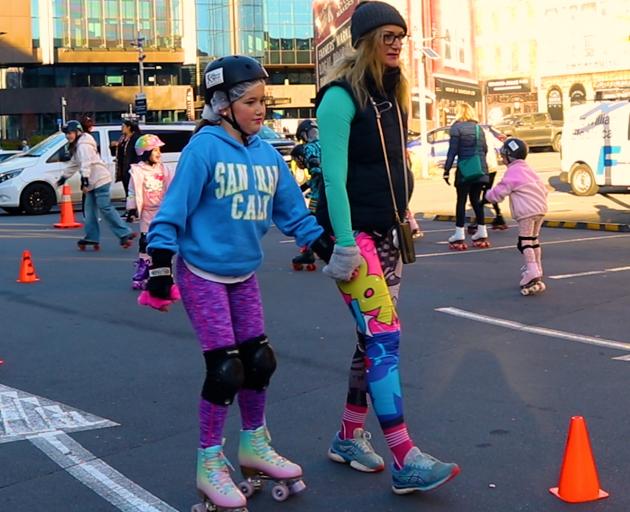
[1,213,629,512]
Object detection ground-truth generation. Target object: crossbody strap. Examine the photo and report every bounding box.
[370,97,408,224]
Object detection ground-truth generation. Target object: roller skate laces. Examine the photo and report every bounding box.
[238,426,305,502]
[391,447,460,494]
[328,428,385,472]
[195,446,247,511]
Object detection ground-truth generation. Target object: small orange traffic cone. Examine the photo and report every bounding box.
[54,184,82,229]
[16,250,40,284]
[549,416,609,503]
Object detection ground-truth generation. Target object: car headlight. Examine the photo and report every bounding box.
[0,169,23,184]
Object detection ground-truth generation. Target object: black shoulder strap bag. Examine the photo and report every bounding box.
[370,97,416,264]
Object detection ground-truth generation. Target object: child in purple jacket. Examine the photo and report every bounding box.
[486,137,549,295]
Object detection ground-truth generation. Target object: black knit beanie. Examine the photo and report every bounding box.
[351,1,407,48]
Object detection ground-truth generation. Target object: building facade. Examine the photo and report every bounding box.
[0,0,197,142]
[473,0,539,123]
[537,0,630,120]
[196,0,317,128]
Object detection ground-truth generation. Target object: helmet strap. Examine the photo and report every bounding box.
[221,104,250,146]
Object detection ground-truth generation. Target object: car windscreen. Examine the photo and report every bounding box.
[19,133,67,157]
[259,126,282,140]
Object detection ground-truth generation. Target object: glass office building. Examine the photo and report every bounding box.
[196,0,315,119]
[44,0,183,50]
[196,0,313,65]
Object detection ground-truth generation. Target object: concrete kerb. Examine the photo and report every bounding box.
[431,214,630,233]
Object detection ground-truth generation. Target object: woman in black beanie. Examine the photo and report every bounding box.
[316,0,460,495]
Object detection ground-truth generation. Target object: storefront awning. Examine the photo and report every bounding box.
[435,77,481,102]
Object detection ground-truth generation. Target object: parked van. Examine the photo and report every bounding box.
[0,123,194,214]
[560,101,630,196]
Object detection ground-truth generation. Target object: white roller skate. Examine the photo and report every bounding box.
[520,263,545,296]
[471,224,491,248]
[448,227,467,251]
[192,445,248,512]
[237,425,306,502]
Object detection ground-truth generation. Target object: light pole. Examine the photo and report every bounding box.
[413,34,443,179]
[61,97,67,125]
[131,32,147,121]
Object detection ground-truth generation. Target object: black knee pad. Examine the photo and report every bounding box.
[139,233,148,253]
[202,347,244,405]
[517,236,537,253]
[239,336,277,391]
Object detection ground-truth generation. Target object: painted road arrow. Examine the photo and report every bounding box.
[0,384,178,511]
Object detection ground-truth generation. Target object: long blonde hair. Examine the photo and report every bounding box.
[327,27,410,111]
[455,102,477,122]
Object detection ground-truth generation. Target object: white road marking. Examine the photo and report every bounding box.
[30,431,178,512]
[549,266,630,280]
[0,385,178,511]
[416,233,630,258]
[436,306,630,360]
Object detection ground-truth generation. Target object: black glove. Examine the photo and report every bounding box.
[126,209,138,223]
[81,177,90,189]
[311,233,334,264]
[443,172,450,185]
[56,176,67,187]
[146,249,174,299]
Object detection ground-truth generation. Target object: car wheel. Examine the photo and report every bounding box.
[2,207,23,215]
[20,182,57,214]
[551,134,562,152]
[569,164,598,196]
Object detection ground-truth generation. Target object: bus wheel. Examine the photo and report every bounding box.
[570,164,599,196]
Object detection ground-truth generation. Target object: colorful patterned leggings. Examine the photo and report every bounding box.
[338,231,406,429]
[176,259,267,447]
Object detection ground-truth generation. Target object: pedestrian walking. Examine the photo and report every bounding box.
[125,134,174,290]
[443,103,491,250]
[315,0,460,495]
[140,55,331,511]
[115,119,142,196]
[486,137,549,295]
[56,120,135,251]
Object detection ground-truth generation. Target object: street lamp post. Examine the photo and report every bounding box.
[131,32,147,122]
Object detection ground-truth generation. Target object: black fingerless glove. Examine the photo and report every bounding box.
[81,177,90,189]
[146,248,174,299]
[311,233,334,264]
[56,176,67,187]
[126,209,138,223]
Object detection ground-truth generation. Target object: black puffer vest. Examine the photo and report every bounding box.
[315,69,412,235]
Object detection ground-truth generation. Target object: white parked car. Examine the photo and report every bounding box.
[0,124,194,214]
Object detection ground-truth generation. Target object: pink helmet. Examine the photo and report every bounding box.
[135,134,165,156]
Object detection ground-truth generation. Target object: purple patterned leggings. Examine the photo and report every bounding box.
[176,258,267,447]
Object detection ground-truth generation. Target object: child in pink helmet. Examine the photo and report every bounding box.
[126,134,175,289]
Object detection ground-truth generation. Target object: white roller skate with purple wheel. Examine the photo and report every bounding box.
[131,258,149,290]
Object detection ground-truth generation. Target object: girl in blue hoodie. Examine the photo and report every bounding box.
[140,56,331,510]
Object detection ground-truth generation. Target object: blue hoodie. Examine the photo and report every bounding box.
[147,125,323,276]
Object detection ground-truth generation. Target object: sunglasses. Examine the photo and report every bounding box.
[382,32,407,46]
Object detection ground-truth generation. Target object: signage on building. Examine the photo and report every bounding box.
[185,87,194,121]
[313,0,359,87]
[486,78,531,94]
[435,77,481,102]
[134,93,147,116]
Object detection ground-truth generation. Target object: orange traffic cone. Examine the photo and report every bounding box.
[549,416,609,503]
[16,250,40,283]
[54,184,82,229]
